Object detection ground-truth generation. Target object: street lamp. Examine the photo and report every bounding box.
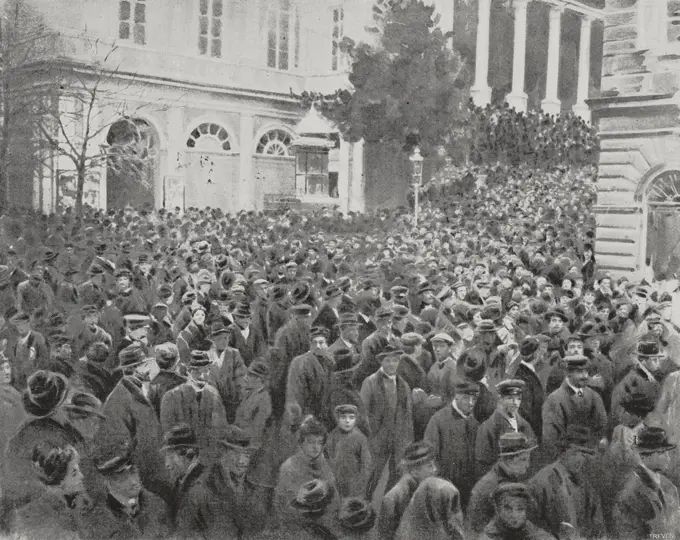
[409,146,424,226]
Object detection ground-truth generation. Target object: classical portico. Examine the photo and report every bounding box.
[468,0,604,121]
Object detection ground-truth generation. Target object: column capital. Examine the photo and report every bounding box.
[579,14,594,26]
[512,0,531,9]
[546,2,565,16]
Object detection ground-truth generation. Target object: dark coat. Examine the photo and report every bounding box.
[328,367,371,438]
[11,330,49,389]
[176,321,209,367]
[375,474,419,540]
[113,287,148,316]
[467,462,521,535]
[201,465,246,539]
[398,353,430,393]
[326,426,372,498]
[529,460,605,539]
[208,346,246,422]
[9,491,89,540]
[610,364,661,430]
[514,362,545,440]
[227,324,265,367]
[85,489,171,540]
[77,360,120,404]
[313,303,340,344]
[286,350,335,429]
[171,462,214,540]
[73,324,113,360]
[252,297,270,346]
[268,301,290,343]
[613,465,680,540]
[474,382,498,424]
[97,377,170,500]
[424,404,479,507]
[234,386,272,448]
[354,331,392,386]
[475,410,536,478]
[160,382,228,464]
[148,370,186,419]
[542,381,607,461]
[360,370,413,465]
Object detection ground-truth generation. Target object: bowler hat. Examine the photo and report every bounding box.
[621,390,656,416]
[459,351,486,382]
[209,321,230,337]
[562,355,589,370]
[333,348,355,372]
[310,326,330,340]
[401,332,425,347]
[64,392,105,419]
[22,371,69,418]
[247,360,270,379]
[476,320,497,333]
[545,307,570,322]
[557,424,598,453]
[633,425,676,454]
[219,270,236,291]
[519,336,539,357]
[416,282,434,295]
[161,424,198,452]
[400,441,434,468]
[96,451,135,476]
[232,301,251,318]
[577,321,600,339]
[117,344,147,371]
[338,498,376,532]
[499,432,537,456]
[218,426,255,454]
[189,350,211,368]
[290,479,335,515]
[291,282,312,305]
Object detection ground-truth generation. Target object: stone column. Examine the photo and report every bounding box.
[470,0,492,106]
[338,138,350,214]
[506,0,530,112]
[541,4,563,115]
[165,107,185,212]
[572,16,593,123]
[350,140,365,213]
[430,0,455,48]
[239,112,255,210]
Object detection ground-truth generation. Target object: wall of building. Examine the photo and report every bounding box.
[592,0,680,277]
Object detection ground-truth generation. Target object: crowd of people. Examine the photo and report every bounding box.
[0,105,679,539]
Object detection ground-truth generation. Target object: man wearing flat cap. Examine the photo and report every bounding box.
[354,306,399,386]
[96,344,169,502]
[542,355,607,461]
[285,326,336,430]
[161,348,228,467]
[476,379,536,478]
[328,312,362,368]
[90,450,171,539]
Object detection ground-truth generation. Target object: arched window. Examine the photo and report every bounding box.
[647,170,680,203]
[186,122,233,152]
[256,129,293,156]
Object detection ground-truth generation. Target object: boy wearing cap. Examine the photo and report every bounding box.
[424,380,480,508]
[9,312,48,389]
[529,425,605,539]
[480,483,555,540]
[326,404,372,498]
[91,451,171,539]
[468,432,537,536]
[160,349,228,466]
[613,426,680,539]
[74,304,113,360]
[476,379,536,477]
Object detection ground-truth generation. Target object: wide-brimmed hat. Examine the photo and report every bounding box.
[557,424,598,454]
[499,432,537,457]
[338,498,376,532]
[291,282,312,305]
[400,440,434,469]
[218,426,256,454]
[188,350,211,369]
[22,371,69,418]
[519,336,539,357]
[247,360,270,379]
[577,321,600,339]
[161,424,199,452]
[64,392,105,419]
[290,479,335,515]
[633,425,676,454]
[458,351,486,382]
[621,390,656,416]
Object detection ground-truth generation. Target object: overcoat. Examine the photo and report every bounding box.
[97,377,169,500]
[375,474,419,540]
[9,491,86,540]
[313,303,340,344]
[326,426,372,498]
[610,364,661,429]
[147,369,186,419]
[227,323,265,366]
[286,350,335,427]
[234,385,272,448]
[467,461,522,535]
[424,404,479,506]
[514,362,545,439]
[475,410,535,477]
[208,345,246,421]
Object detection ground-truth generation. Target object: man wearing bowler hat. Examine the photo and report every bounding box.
[542,355,607,461]
[476,379,536,477]
[329,311,362,367]
[161,349,228,467]
[512,336,546,439]
[97,343,169,501]
[206,320,246,422]
[354,305,398,386]
[313,284,343,345]
[613,425,680,539]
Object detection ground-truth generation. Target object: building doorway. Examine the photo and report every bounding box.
[645,170,680,280]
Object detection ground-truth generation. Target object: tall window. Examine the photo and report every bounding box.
[199,0,224,58]
[119,0,146,45]
[266,0,299,70]
[637,0,667,50]
[331,6,345,71]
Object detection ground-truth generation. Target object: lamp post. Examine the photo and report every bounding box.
[409,146,424,227]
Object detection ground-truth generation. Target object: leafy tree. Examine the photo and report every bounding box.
[293,0,471,156]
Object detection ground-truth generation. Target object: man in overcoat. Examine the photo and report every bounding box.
[360,344,414,499]
[511,336,546,440]
[424,379,480,508]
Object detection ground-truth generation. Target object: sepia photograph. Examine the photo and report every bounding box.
[0,0,679,538]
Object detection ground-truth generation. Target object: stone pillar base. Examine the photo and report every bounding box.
[471,85,492,107]
[572,103,591,123]
[506,92,528,113]
[541,98,561,116]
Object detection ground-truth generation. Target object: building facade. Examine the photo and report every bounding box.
[20,0,380,214]
[591,0,680,279]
